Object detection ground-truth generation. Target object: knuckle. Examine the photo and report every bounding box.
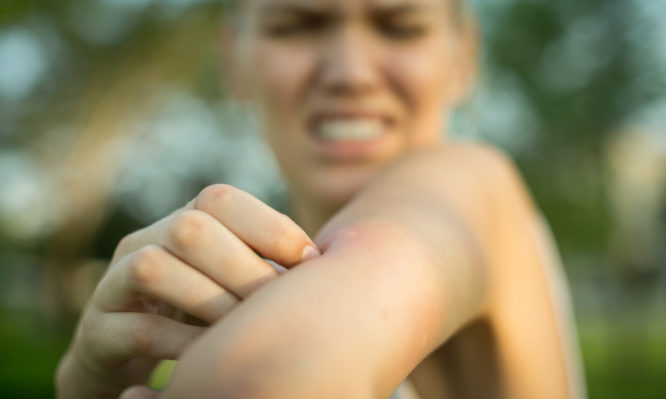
[115,231,140,257]
[168,210,210,251]
[195,184,238,212]
[127,317,156,356]
[78,311,109,361]
[78,312,98,347]
[128,246,164,288]
[271,223,302,259]
[116,235,132,253]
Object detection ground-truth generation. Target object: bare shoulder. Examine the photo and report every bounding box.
[381,141,539,253]
[434,141,534,202]
[390,141,534,209]
[404,140,517,168]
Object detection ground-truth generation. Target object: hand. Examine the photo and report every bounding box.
[56,184,320,398]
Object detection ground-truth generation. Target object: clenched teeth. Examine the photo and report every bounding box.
[316,119,384,141]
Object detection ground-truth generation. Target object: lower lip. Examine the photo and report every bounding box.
[309,132,392,161]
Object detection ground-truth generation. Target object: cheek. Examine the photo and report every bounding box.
[245,44,317,186]
[386,41,458,146]
[249,45,315,112]
[388,42,457,114]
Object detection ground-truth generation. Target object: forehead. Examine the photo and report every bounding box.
[245,0,446,14]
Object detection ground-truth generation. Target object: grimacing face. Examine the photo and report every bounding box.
[228,0,475,209]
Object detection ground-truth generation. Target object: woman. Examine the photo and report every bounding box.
[56,0,586,398]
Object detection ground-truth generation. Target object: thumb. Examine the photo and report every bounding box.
[119,385,159,399]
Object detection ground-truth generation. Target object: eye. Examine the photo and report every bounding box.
[378,21,428,40]
[264,16,327,38]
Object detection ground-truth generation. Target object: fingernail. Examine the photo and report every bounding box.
[300,245,321,263]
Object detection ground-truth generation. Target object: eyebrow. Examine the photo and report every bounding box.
[372,3,435,17]
[258,1,435,17]
[259,3,328,17]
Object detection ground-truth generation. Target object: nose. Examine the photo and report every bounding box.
[319,27,380,97]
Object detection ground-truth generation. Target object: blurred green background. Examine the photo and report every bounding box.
[1,0,664,397]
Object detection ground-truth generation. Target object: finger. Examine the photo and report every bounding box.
[195,184,320,267]
[119,385,160,399]
[110,201,196,264]
[98,245,239,324]
[160,209,281,297]
[93,312,204,362]
[109,207,280,298]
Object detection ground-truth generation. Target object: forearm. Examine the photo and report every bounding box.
[161,224,442,398]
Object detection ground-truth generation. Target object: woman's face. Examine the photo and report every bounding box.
[233,0,473,207]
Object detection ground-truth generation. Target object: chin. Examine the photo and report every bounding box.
[302,162,380,210]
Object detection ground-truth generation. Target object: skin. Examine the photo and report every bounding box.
[56,0,585,398]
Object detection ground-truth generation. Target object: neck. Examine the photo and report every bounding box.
[289,190,342,239]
